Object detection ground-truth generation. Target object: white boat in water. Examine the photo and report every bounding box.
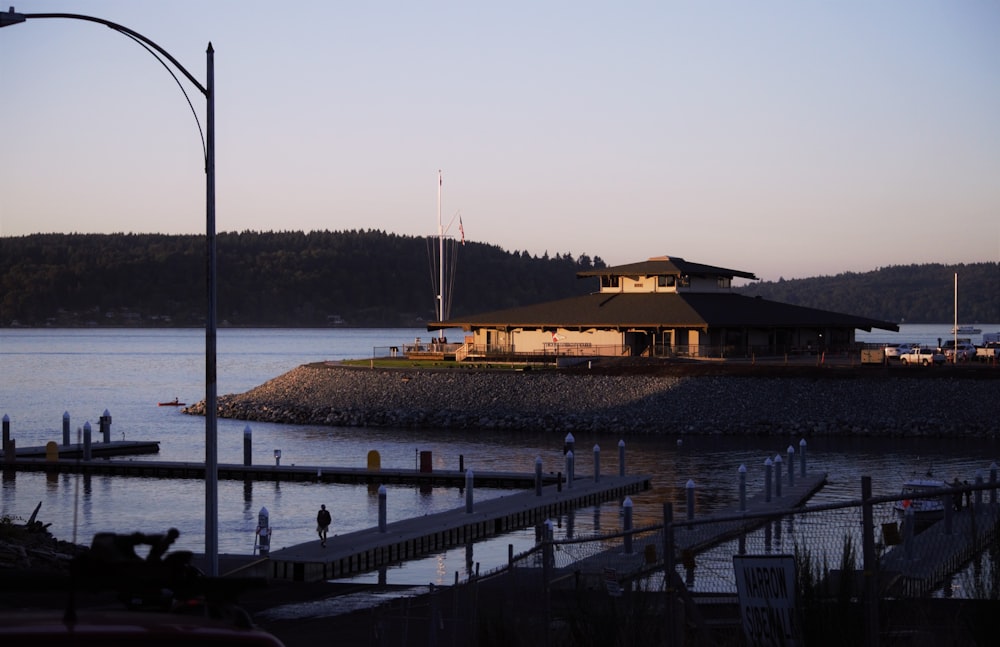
[893,477,947,524]
[950,325,981,335]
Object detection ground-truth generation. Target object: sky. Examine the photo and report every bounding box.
[1,1,998,282]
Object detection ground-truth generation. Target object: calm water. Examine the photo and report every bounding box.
[1,325,998,587]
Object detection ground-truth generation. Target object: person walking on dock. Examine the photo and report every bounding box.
[316,504,332,547]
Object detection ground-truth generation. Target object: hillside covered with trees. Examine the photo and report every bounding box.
[1,231,996,327]
[0,231,604,327]
[735,263,998,324]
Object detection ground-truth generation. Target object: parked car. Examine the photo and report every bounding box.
[899,347,946,366]
[942,343,977,362]
[883,343,918,359]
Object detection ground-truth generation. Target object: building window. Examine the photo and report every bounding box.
[657,275,676,288]
[678,275,690,288]
[717,277,731,289]
[601,275,620,289]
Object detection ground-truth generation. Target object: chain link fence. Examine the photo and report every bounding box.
[354,477,1000,646]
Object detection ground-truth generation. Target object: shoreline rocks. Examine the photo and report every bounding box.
[185,363,1000,438]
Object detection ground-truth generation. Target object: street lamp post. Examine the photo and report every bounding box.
[2,7,220,576]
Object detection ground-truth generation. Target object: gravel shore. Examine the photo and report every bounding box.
[186,363,1000,438]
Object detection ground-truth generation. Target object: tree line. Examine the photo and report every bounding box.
[1,231,996,327]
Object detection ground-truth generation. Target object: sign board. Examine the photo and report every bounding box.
[733,555,801,647]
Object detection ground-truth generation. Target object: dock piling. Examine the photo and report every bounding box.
[2,414,9,453]
[378,485,387,532]
[534,456,543,496]
[99,410,111,444]
[63,412,70,446]
[799,438,807,477]
[975,470,984,507]
[83,421,92,461]
[243,426,252,465]
[618,439,625,477]
[787,445,795,487]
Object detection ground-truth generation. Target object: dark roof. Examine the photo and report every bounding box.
[432,292,898,332]
[576,256,758,281]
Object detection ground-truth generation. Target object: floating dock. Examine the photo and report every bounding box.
[879,503,1000,597]
[1,452,564,488]
[262,474,651,582]
[0,440,160,459]
[555,472,828,583]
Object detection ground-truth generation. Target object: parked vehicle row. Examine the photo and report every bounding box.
[882,338,1000,365]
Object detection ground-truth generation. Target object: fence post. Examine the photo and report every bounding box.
[663,502,679,646]
[799,438,807,477]
[764,458,773,503]
[739,464,747,512]
[991,462,998,505]
[774,454,783,498]
[686,479,695,523]
[787,445,795,487]
[565,450,574,489]
[623,497,633,554]
[861,475,880,647]
[465,469,474,513]
[943,487,953,535]
[618,439,625,477]
[593,444,600,483]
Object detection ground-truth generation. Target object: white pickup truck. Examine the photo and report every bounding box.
[977,342,1000,362]
[899,347,945,366]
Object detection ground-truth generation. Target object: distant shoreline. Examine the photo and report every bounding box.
[185,363,1000,438]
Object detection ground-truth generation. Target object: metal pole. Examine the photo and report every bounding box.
[204,42,219,576]
[861,476,879,647]
[739,464,747,512]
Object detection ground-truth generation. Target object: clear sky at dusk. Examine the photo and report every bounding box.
[1,1,997,281]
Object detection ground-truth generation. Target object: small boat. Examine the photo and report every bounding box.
[950,325,981,335]
[893,477,947,526]
[157,398,185,407]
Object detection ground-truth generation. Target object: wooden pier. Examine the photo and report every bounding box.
[879,503,1000,597]
[260,474,651,582]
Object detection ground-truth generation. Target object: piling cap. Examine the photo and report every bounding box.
[686,479,695,488]
[593,444,600,452]
[800,438,807,447]
[787,445,794,454]
[64,411,70,419]
[244,425,252,435]
[564,432,575,442]
[764,457,772,466]
[2,414,7,422]
[739,464,746,473]
[618,439,625,447]
[623,497,633,507]
[774,454,782,463]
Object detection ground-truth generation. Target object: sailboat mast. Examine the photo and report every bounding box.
[438,170,445,323]
[954,272,958,361]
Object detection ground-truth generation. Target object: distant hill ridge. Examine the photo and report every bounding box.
[1,232,996,327]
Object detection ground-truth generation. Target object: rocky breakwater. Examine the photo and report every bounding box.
[184,363,1000,438]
